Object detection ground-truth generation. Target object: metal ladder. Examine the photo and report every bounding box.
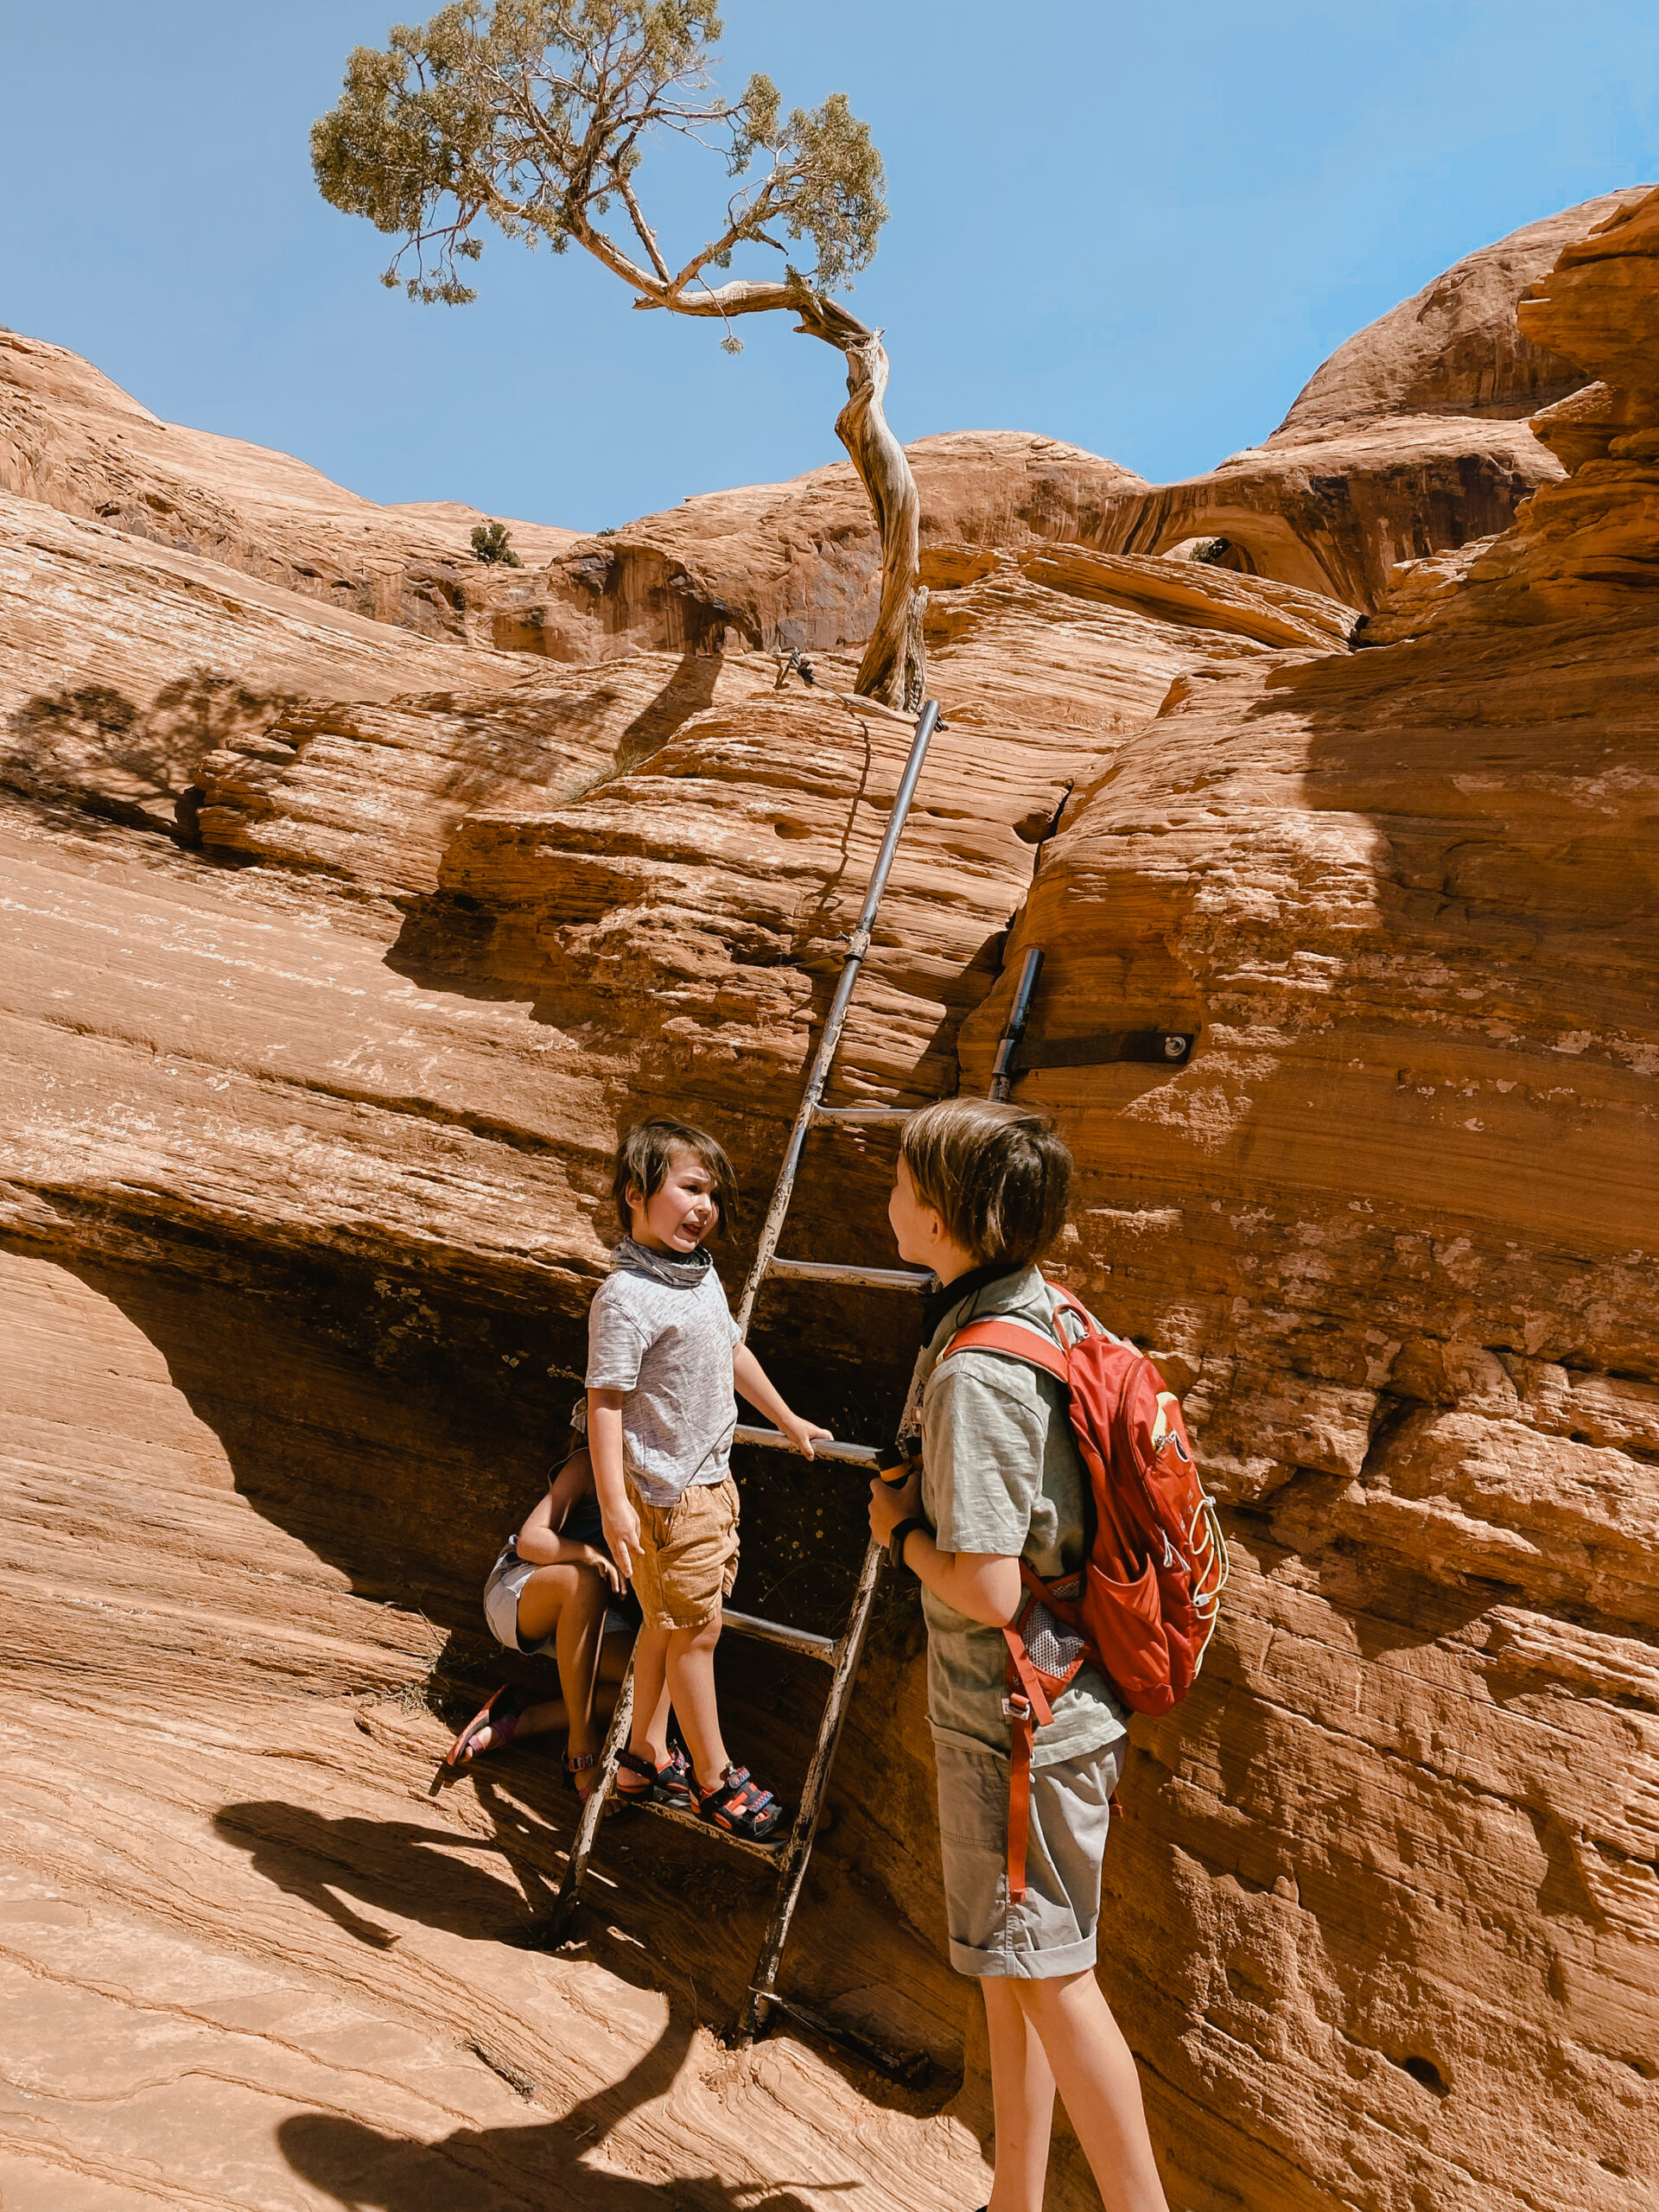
[538,697,962,2068]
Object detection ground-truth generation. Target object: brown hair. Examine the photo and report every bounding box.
[613,1119,739,1240]
[899,1098,1071,1269]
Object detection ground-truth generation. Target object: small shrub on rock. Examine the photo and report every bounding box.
[469,521,522,567]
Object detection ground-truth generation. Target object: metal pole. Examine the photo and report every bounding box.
[734,699,941,1338]
[989,944,1044,1102]
[733,1336,929,2049]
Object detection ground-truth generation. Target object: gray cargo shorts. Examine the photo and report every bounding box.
[934,1732,1125,1978]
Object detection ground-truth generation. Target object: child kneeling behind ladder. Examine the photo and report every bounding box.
[869,1099,1169,2212]
[590,1117,830,1841]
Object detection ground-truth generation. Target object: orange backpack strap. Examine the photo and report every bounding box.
[941,1317,1071,1383]
[1001,1630,1054,1904]
[1006,1712,1033,1903]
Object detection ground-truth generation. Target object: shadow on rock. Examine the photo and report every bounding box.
[612,646,729,773]
[214,1800,562,1949]
[278,2112,828,2212]
[277,1989,841,2211]
[47,1246,550,1620]
[3,670,294,842]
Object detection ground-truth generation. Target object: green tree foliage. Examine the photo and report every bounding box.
[314,6,924,708]
[469,518,523,563]
[311,3,886,321]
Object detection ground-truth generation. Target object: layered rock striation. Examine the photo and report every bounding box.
[0,328,575,644]
[1104,191,1655,607]
[960,187,1659,2212]
[511,431,1149,663]
[1,192,1656,2212]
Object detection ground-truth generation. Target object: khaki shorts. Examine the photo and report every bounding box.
[627,1473,740,1630]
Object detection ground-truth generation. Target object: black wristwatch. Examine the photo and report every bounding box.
[889,1517,927,1573]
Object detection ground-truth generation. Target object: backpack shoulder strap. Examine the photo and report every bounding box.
[1046,1282,1116,1344]
[938,1315,1071,1384]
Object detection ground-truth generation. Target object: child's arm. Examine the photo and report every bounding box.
[513,1465,624,1591]
[868,1465,1022,1626]
[733,1344,834,1459]
[588,1386,641,1580]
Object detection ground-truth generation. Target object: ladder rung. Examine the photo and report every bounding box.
[812,1105,915,1125]
[630,1793,786,1860]
[767,1258,934,1291]
[722,1606,838,1662]
[733,1424,882,1468]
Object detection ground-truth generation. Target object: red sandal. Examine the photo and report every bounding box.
[696,1764,785,1843]
[445,1683,525,1766]
[563,1750,601,1798]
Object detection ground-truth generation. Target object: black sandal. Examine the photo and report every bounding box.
[613,1746,696,1811]
[696,1764,785,1843]
[563,1750,600,1798]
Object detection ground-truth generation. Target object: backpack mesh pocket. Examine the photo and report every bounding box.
[1023,1596,1086,1676]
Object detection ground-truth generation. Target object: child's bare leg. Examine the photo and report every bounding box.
[626,1626,674,1769]
[639,1673,673,1758]
[508,1697,565,1741]
[663,1617,728,1786]
[552,1568,610,1761]
[512,1561,609,1757]
[515,1560,594,1649]
[1013,1972,1167,2212]
[489,1639,631,1753]
[982,1979,1057,2212]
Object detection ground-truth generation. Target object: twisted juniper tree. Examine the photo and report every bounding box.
[314,3,925,708]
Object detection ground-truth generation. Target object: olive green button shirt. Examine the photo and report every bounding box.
[918,1266,1128,1767]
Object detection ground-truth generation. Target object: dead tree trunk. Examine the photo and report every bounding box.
[632,275,925,708]
[793,291,926,711]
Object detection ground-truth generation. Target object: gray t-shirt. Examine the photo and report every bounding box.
[584,1239,742,1506]
[918,1266,1128,1768]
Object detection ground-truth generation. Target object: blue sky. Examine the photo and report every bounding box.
[3,1,1656,532]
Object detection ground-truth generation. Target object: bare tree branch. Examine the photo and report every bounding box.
[617,172,671,283]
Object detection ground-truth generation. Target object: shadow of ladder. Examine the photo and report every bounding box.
[537,697,1038,2080]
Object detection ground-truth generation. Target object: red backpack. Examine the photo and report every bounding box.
[938,1284,1228,1900]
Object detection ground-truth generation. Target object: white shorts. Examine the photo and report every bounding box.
[481,1543,633,1654]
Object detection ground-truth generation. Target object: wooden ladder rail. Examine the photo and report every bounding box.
[729,951,1046,2050]
[536,702,942,2052]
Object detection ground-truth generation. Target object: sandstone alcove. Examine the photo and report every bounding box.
[2,186,1656,2212]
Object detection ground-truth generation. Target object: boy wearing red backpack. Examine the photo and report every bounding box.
[869,1099,1170,2212]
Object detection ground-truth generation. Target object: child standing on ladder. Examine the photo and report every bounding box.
[589,1119,832,1841]
[868,1099,1169,2212]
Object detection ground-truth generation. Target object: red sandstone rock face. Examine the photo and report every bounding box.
[964,188,1659,2212]
[516,430,1148,663]
[1102,193,1655,608]
[1107,410,1555,609]
[0,327,576,643]
[512,196,1646,644]
[1277,191,1648,430]
[1,194,1656,2212]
